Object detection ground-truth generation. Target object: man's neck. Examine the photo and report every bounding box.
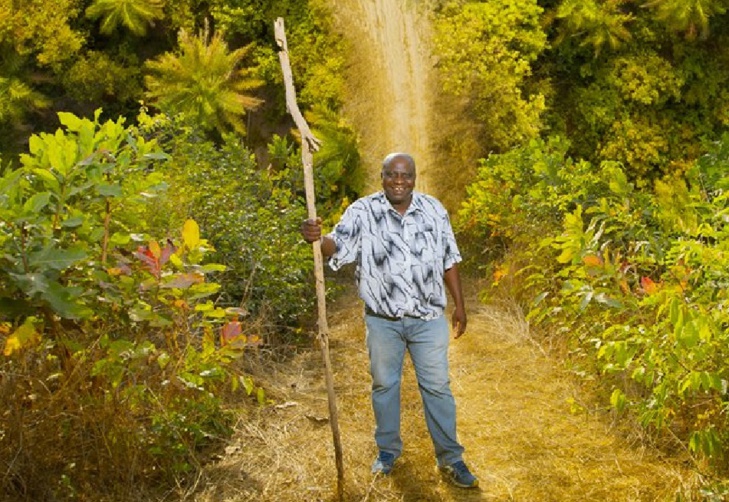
[387,195,413,215]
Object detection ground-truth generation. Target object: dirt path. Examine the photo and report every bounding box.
[195,286,690,501]
[329,0,436,194]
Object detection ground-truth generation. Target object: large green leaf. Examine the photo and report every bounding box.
[0,168,23,195]
[32,168,61,191]
[28,246,87,271]
[8,272,49,296]
[187,282,221,300]
[42,281,91,319]
[23,192,52,214]
[61,215,85,228]
[0,297,35,318]
[96,183,123,197]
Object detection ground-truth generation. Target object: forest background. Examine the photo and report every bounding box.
[2,0,729,500]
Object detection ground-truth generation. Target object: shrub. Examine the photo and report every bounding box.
[0,112,262,500]
[137,112,317,339]
[460,133,729,477]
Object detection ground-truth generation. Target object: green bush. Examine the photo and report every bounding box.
[0,112,263,500]
[460,134,729,477]
[138,112,317,337]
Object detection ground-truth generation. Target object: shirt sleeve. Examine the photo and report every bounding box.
[327,201,364,271]
[442,209,462,270]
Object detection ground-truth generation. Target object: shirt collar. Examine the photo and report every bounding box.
[375,191,423,216]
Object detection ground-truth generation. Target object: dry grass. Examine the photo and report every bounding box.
[189,284,699,502]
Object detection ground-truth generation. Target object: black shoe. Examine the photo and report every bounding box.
[438,460,479,488]
[371,451,396,474]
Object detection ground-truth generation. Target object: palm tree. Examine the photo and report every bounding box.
[0,75,50,156]
[643,0,726,39]
[554,0,633,54]
[0,76,49,124]
[85,0,165,36]
[144,26,262,135]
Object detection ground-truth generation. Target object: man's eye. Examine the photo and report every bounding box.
[385,172,413,180]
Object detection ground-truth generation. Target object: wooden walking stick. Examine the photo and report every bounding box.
[274,17,345,501]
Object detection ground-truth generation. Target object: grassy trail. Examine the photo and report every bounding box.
[327,0,436,194]
[195,284,690,501]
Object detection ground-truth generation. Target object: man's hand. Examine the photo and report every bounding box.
[301,217,322,243]
[301,218,337,257]
[451,306,467,338]
[444,264,467,338]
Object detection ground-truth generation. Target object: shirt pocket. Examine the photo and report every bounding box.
[412,221,437,254]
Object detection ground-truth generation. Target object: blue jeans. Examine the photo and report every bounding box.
[365,313,465,466]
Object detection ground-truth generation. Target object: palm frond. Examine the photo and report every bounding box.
[143,26,263,134]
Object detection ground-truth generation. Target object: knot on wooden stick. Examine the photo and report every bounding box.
[305,134,323,153]
[274,18,287,51]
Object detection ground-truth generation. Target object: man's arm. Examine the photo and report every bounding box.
[301,218,336,257]
[444,264,467,338]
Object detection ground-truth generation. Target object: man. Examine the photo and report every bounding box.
[300,153,478,489]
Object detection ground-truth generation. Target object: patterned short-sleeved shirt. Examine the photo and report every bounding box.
[327,191,461,320]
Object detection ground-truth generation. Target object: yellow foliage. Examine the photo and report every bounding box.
[433,0,547,152]
[148,240,161,259]
[3,318,41,356]
[654,175,698,233]
[173,299,189,310]
[599,116,670,177]
[492,265,509,284]
[182,219,200,250]
[2,336,21,356]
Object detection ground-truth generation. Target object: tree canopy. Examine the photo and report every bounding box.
[434,0,729,181]
[0,0,342,157]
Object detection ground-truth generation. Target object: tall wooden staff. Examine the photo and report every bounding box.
[274,17,345,501]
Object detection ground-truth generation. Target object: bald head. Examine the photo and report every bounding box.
[382,152,416,173]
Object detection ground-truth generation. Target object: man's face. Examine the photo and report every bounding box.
[382,156,416,208]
